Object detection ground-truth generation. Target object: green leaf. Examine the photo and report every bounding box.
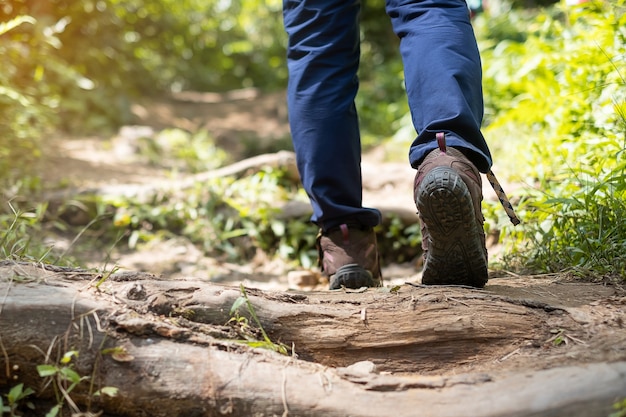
[37,364,58,377]
[270,220,285,237]
[7,383,34,404]
[45,404,61,417]
[59,367,82,384]
[7,383,24,403]
[94,386,119,397]
[0,86,32,107]
[230,296,247,315]
[0,397,9,413]
[389,285,402,293]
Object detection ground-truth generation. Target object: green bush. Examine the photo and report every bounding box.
[107,167,318,266]
[1,0,289,135]
[0,0,410,141]
[0,16,55,184]
[0,203,55,264]
[477,0,626,277]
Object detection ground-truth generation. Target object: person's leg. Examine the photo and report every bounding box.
[283,0,383,289]
[283,0,381,232]
[385,0,492,173]
[386,0,490,286]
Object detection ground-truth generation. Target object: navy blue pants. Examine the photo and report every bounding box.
[283,0,492,231]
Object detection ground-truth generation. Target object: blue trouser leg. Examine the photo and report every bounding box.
[283,0,492,231]
[386,0,492,172]
[283,0,382,231]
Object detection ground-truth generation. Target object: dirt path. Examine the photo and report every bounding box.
[39,89,418,287]
[40,89,502,286]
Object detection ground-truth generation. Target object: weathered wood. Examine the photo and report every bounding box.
[0,262,624,417]
[98,340,626,417]
[168,284,546,373]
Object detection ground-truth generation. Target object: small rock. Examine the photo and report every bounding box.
[287,270,320,288]
[340,360,378,377]
[124,283,147,301]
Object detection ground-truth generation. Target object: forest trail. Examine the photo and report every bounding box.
[41,89,510,288]
[25,90,626,416]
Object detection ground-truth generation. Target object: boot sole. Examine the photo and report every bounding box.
[415,166,488,287]
[330,264,378,290]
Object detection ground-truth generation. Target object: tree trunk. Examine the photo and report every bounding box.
[0,262,624,417]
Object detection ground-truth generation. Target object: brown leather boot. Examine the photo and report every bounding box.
[414,133,488,287]
[317,223,382,290]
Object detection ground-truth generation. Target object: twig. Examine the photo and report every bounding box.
[447,297,471,307]
[58,380,81,414]
[501,270,521,278]
[496,348,521,363]
[318,370,332,393]
[544,331,567,345]
[564,333,587,345]
[281,358,292,417]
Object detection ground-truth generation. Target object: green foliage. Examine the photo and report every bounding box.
[0,383,35,416]
[109,167,317,265]
[377,216,422,264]
[476,0,626,277]
[0,203,55,264]
[610,397,626,417]
[37,350,117,417]
[0,15,52,184]
[2,0,289,134]
[229,284,290,354]
[135,128,228,173]
[505,139,626,276]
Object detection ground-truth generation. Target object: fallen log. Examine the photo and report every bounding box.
[0,262,624,417]
[42,150,299,203]
[39,151,420,227]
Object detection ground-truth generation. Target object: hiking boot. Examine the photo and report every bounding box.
[413,133,488,287]
[317,223,383,290]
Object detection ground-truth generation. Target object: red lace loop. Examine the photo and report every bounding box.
[436,132,447,153]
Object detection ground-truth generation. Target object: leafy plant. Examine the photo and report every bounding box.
[473,0,626,278]
[506,144,626,277]
[229,284,290,355]
[0,202,55,264]
[0,383,35,416]
[37,350,117,417]
[108,166,315,266]
[136,128,229,173]
[37,350,87,417]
